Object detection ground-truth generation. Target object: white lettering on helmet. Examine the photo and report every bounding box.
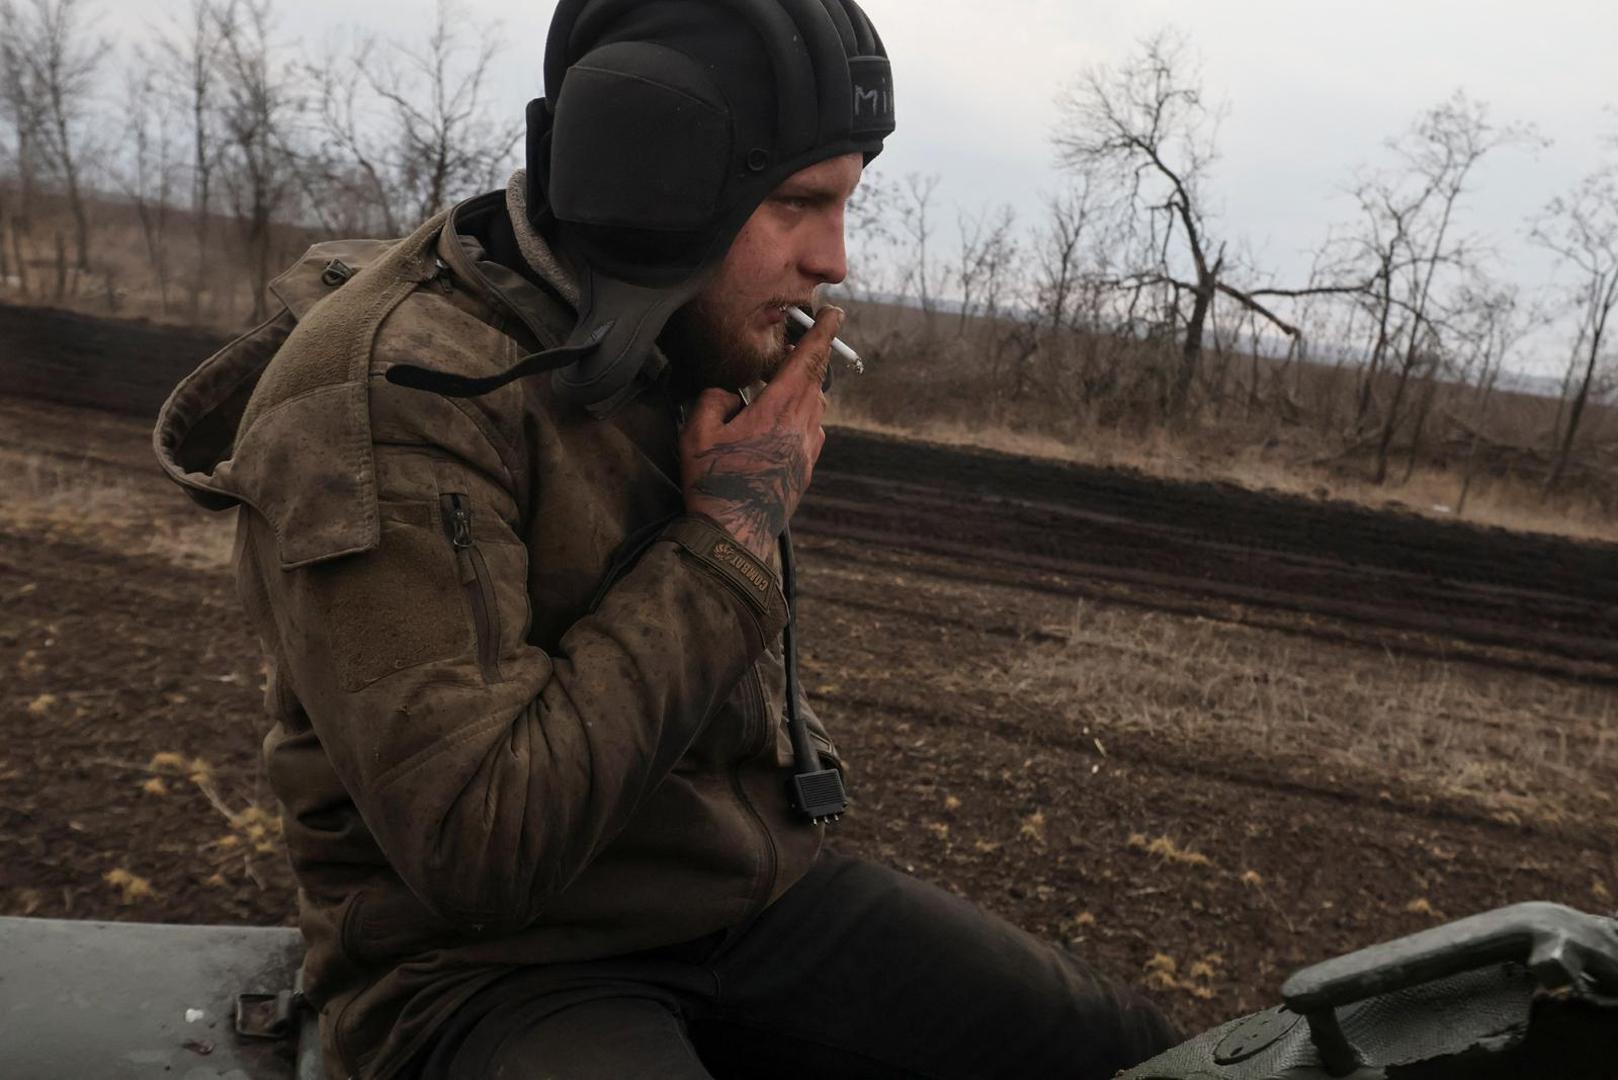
[853,85,891,117]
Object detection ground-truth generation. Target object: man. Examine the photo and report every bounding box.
[154,1,1178,1076]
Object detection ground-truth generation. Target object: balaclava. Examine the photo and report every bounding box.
[388,0,895,417]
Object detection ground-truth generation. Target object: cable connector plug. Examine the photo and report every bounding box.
[789,768,847,825]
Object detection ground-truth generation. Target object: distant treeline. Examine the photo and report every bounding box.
[1,3,1614,507]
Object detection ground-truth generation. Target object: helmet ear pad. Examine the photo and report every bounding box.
[549,41,732,239]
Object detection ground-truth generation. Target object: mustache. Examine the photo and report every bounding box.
[767,294,819,312]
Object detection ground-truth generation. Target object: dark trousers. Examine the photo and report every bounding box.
[414,854,1181,1079]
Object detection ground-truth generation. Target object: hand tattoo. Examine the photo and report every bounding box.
[689,431,807,560]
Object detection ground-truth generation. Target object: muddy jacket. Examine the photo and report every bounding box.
[153,188,841,1079]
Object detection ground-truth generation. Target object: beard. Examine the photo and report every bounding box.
[660,290,793,393]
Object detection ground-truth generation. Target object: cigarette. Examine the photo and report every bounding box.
[786,305,864,374]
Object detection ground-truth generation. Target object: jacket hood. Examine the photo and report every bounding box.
[151,189,584,568]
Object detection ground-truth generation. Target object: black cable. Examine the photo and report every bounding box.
[781,527,816,768]
[780,526,846,823]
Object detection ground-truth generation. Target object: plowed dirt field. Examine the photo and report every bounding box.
[2,301,1614,1036]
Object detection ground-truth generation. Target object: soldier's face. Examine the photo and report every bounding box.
[665,153,862,390]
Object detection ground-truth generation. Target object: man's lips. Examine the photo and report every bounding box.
[765,300,815,325]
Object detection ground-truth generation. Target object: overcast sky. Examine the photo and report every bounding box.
[115,0,1617,374]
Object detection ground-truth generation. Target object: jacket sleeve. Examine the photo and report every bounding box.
[243,381,787,933]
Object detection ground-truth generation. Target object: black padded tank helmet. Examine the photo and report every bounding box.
[540,0,895,415]
[388,0,895,415]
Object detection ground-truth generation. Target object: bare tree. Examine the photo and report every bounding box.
[214,0,303,320]
[308,0,520,234]
[0,0,108,271]
[153,0,229,318]
[950,202,1026,398]
[894,171,942,327]
[0,4,46,224]
[1532,158,1618,494]
[977,207,1022,326]
[1014,184,1093,403]
[1053,28,1215,409]
[1029,181,1094,336]
[1349,93,1532,484]
[1053,29,1358,417]
[307,34,400,235]
[1445,279,1532,515]
[118,51,179,311]
[954,203,1017,336]
[838,167,900,302]
[0,7,45,295]
[1336,177,1417,429]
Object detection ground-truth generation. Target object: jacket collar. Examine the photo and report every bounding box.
[434,187,579,354]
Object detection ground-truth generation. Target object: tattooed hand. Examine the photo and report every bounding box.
[680,306,844,562]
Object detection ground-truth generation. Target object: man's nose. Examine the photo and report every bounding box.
[801,210,848,285]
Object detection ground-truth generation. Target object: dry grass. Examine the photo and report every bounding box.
[84,750,289,893]
[0,447,234,572]
[4,194,315,333]
[993,599,1617,829]
[1128,832,1213,868]
[1141,950,1222,1000]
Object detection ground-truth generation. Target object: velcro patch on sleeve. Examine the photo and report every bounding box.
[302,503,470,692]
[661,516,788,642]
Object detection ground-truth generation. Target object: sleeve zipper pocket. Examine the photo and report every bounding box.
[440,492,501,683]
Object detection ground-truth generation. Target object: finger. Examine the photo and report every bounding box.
[685,387,744,437]
[803,384,828,428]
[798,305,844,389]
[773,305,845,395]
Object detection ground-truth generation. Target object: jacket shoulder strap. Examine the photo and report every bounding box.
[267,237,401,321]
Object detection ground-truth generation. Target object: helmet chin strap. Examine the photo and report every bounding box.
[384,324,611,398]
[551,256,702,417]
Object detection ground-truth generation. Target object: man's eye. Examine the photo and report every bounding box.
[778,196,811,210]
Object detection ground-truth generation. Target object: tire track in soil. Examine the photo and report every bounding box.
[817,684,1611,851]
[810,473,1607,618]
[794,538,1618,687]
[796,437,1618,673]
[795,507,1614,663]
[799,563,1618,773]
[814,433,1617,600]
